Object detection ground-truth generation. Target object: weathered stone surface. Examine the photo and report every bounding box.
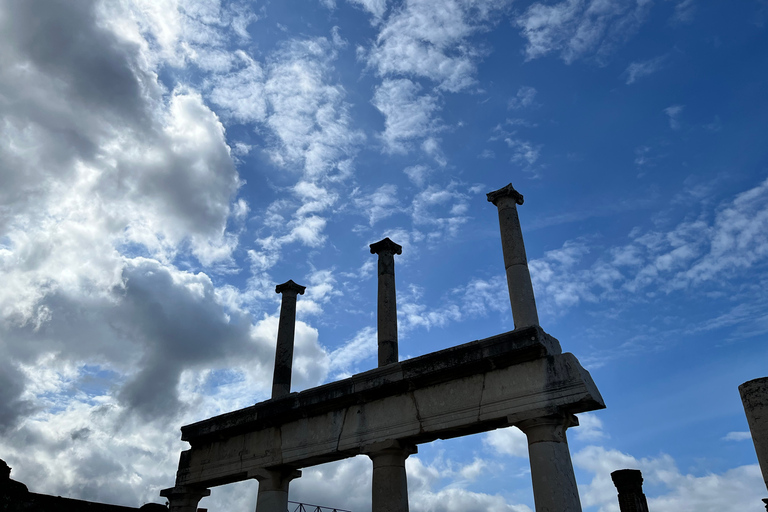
[272,280,306,398]
[170,326,602,488]
[740,376,768,491]
[253,468,301,512]
[364,441,416,512]
[611,469,650,512]
[370,238,402,367]
[487,183,539,329]
[518,414,582,512]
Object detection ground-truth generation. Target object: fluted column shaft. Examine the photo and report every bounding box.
[611,469,650,512]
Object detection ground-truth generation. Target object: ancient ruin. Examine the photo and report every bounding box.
[160,183,606,512]
[740,377,768,511]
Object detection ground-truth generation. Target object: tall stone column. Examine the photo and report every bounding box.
[611,469,650,512]
[739,376,768,511]
[272,280,306,398]
[487,183,539,329]
[516,414,582,512]
[160,486,210,512]
[369,238,402,367]
[364,441,417,512]
[253,467,302,512]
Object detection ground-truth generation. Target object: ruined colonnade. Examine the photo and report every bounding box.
[161,184,603,512]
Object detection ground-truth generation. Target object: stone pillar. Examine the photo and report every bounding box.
[516,414,582,512]
[364,440,417,512]
[272,280,306,398]
[253,467,302,512]
[159,486,210,512]
[611,469,650,512]
[740,377,768,504]
[487,183,539,329]
[369,238,402,367]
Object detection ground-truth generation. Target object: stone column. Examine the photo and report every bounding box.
[272,280,306,398]
[611,469,650,512]
[160,486,210,512]
[487,183,539,329]
[740,376,768,508]
[364,440,417,512]
[369,238,402,367]
[516,414,582,512]
[253,467,302,512]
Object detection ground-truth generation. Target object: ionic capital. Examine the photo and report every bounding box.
[486,183,524,206]
[370,237,403,256]
[275,280,306,296]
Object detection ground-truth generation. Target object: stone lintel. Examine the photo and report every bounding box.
[486,183,524,206]
[181,325,562,443]
[370,237,403,255]
[275,280,306,295]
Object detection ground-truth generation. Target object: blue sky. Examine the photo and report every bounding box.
[1,0,767,511]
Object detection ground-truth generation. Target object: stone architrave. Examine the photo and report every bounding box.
[253,467,301,512]
[610,469,650,512]
[159,486,210,512]
[364,441,417,512]
[369,238,402,367]
[487,184,539,329]
[515,414,582,512]
[272,280,306,399]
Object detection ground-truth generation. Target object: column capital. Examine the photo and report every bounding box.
[487,183,524,206]
[275,280,306,296]
[515,413,578,443]
[159,486,211,500]
[370,237,403,255]
[611,469,643,493]
[362,440,418,458]
[250,467,302,486]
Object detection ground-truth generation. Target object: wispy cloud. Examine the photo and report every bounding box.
[624,54,667,84]
[516,0,653,64]
[665,104,684,129]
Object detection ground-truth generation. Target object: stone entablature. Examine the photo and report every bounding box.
[172,325,602,488]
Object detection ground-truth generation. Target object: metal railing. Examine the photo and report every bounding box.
[287,500,351,512]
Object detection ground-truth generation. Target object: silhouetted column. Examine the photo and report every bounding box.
[272,280,306,398]
[160,486,210,512]
[487,184,539,329]
[369,238,402,367]
[740,377,768,511]
[364,441,417,512]
[253,467,301,512]
[516,414,581,512]
[611,469,650,512]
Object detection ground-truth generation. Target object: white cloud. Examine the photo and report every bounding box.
[364,0,507,92]
[372,78,441,153]
[354,184,402,225]
[508,86,539,109]
[574,445,765,512]
[624,54,667,84]
[516,0,653,64]
[722,431,752,441]
[665,104,684,129]
[485,426,529,458]
[347,0,389,20]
